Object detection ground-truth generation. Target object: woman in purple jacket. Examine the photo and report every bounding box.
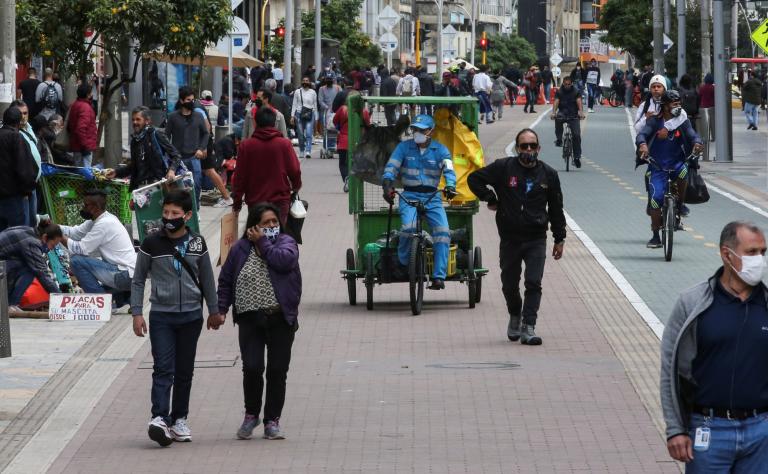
[217,202,301,441]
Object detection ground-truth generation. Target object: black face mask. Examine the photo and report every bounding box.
[562,84,572,90]
[518,151,539,165]
[162,217,186,233]
[79,209,93,220]
[253,99,263,108]
[181,101,194,111]
[302,83,310,89]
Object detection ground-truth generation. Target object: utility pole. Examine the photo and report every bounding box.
[676,0,686,81]
[283,0,293,88]
[470,0,476,66]
[293,0,302,87]
[0,0,16,115]
[652,0,665,73]
[435,0,443,75]
[712,0,732,162]
[730,0,738,73]
[663,0,671,34]
[415,19,421,67]
[314,0,321,81]
[701,0,712,76]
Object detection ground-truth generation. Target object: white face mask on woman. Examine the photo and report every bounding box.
[727,248,767,286]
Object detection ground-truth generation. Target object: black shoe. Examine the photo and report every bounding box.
[428,279,445,290]
[646,236,662,248]
[530,109,537,113]
[679,204,690,217]
[507,315,522,341]
[554,140,563,147]
[573,157,582,168]
[520,324,542,345]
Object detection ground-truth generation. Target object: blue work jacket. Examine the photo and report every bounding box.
[382,139,456,189]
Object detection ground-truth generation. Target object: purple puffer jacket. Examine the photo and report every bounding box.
[217,234,302,324]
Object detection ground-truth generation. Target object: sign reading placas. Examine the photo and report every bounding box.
[49,294,112,322]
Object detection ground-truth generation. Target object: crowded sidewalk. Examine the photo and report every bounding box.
[0,103,683,473]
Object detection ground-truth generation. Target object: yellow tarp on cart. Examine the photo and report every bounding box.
[431,108,485,202]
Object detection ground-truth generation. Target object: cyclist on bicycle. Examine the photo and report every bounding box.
[636,90,703,249]
[382,114,457,290]
[634,75,689,134]
[551,75,585,168]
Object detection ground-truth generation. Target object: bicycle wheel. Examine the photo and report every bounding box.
[365,252,375,310]
[473,246,482,303]
[409,238,425,316]
[467,248,476,309]
[563,130,572,172]
[346,248,356,306]
[662,196,676,262]
[609,91,621,107]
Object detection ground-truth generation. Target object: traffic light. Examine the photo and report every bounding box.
[418,27,429,48]
[274,26,285,38]
[479,37,488,50]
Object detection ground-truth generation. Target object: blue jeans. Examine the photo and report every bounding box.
[587,83,600,109]
[296,115,314,155]
[149,311,203,424]
[476,91,492,120]
[544,83,551,102]
[182,156,202,209]
[76,151,92,168]
[398,191,450,280]
[5,259,35,306]
[0,195,29,232]
[685,413,768,473]
[70,255,131,305]
[744,102,759,127]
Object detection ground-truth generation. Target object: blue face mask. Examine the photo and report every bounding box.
[261,226,280,242]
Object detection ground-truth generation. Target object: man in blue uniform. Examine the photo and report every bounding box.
[382,115,457,290]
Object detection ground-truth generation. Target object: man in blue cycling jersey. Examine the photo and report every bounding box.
[636,90,703,248]
[382,114,457,290]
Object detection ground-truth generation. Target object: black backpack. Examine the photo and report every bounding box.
[44,82,59,110]
[680,88,699,116]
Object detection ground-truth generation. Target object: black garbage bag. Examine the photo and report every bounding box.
[350,114,411,186]
[684,159,710,204]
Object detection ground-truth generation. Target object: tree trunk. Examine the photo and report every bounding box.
[102,53,123,168]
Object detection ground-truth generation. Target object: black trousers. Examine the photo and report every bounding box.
[383,105,398,126]
[338,150,348,182]
[499,238,547,326]
[238,312,295,422]
[554,117,582,159]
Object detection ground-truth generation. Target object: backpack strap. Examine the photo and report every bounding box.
[171,245,204,304]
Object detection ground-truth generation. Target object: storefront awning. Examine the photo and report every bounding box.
[148,48,264,69]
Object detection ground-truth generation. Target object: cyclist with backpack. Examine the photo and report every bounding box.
[636,90,703,249]
[106,106,181,190]
[34,68,64,120]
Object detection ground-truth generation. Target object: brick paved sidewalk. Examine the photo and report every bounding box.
[22,105,677,473]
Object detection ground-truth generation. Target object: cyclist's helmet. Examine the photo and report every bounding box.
[661,89,681,104]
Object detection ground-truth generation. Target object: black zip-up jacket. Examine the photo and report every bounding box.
[119,127,181,190]
[468,157,566,243]
[0,127,38,198]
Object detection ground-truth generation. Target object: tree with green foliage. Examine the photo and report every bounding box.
[301,0,381,71]
[16,0,232,147]
[472,33,537,72]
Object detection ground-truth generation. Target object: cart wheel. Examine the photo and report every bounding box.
[474,246,482,303]
[346,248,356,306]
[409,238,425,316]
[467,249,476,309]
[365,252,374,310]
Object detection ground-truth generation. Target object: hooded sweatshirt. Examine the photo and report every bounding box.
[231,127,302,212]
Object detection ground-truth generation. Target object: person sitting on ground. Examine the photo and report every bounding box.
[0,222,62,312]
[59,189,136,309]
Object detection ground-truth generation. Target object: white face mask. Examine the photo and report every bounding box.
[727,248,767,286]
[413,131,428,144]
[262,226,280,242]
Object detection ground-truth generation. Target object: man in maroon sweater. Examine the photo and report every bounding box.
[232,106,301,224]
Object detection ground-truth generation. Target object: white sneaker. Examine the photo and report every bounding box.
[148,416,173,447]
[8,305,21,313]
[213,197,233,208]
[588,108,594,113]
[170,417,192,442]
[305,153,311,159]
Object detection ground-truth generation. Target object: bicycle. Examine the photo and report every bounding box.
[556,114,578,172]
[645,156,693,262]
[607,87,625,107]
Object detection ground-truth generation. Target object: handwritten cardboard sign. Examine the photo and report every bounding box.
[218,213,239,266]
[48,294,112,322]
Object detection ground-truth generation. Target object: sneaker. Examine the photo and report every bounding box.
[8,305,21,313]
[170,417,191,442]
[343,178,349,193]
[679,204,690,217]
[520,324,542,345]
[573,157,582,169]
[148,416,173,447]
[507,315,522,341]
[554,140,563,147]
[428,279,445,290]
[236,414,260,440]
[588,108,594,113]
[213,197,233,208]
[305,153,311,159]
[263,420,285,440]
[646,235,662,248]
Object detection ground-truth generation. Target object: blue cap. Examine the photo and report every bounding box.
[410,114,435,130]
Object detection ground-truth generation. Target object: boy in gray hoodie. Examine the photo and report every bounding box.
[131,189,224,446]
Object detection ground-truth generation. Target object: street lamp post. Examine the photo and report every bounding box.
[434,0,444,74]
[450,2,476,65]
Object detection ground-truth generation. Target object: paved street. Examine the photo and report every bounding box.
[2,100,766,473]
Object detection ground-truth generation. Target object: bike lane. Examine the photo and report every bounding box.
[533,106,768,325]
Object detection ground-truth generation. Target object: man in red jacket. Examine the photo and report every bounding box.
[231,106,301,225]
[68,84,98,167]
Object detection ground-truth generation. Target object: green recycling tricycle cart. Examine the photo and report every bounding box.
[340,95,488,315]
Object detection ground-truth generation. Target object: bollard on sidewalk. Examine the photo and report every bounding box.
[0,261,11,358]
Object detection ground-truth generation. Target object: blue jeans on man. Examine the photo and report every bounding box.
[0,195,30,232]
[5,259,35,306]
[476,91,493,122]
[684,413,768,473]
[397,191,450,280]
[587,83,600,109]
[295,115,315,156]
[543,83,552,103]
[182,154,202,209]
[70,255,132,306]
[744,102,759,128]
[149,311,203,425]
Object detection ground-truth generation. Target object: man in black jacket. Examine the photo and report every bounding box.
[0,107,38,231]
[417,66,436,115]
[468,129,566,345]
[379,69,400,126]
[107,106,180,190]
